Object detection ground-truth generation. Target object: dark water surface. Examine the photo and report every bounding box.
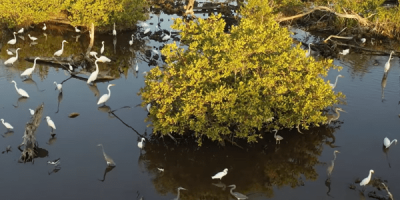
[1,8,400,200]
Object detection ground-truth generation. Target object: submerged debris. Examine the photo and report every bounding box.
[68,112,80,118]
[18,103,44,163]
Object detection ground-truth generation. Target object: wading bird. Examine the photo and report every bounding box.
[1,119,14,130]
[360,169,374,189]
[212,168,228,180]
[383,137,397,149]
[48,158,61,166]
[305,43,312,57]
[21,57,40,78]
[339,49,350,55]
[384,51,395,74]
[43,23,47,31]
[113,23,117,36]
[162,29,172,41]
[144,28,151,34]
[325,108,346,124]
[146,103,151,113]
[228,185,248,200]
[17,28,24,34]
[6,49,13,55]
[360,38,366,43]
[97,144,116,167]
[100,41,105,54]
[173,187,186,200]
[29,109,34,116]
[138,138,145,149]
[273,129,283,144]
[97,84,115,106]
[46,116,56,133]
[4,48,21,65]
[54,40,68,56]
[75,26,80,33]
[11,80,29,98]
[129,34,134,45]
[87,60,99,84]
[93,54,111,63]
[330,74,344,89]
[327,150,340,178]
[7,32,17,45]
[54,81,62,92]
[27,34,37,41]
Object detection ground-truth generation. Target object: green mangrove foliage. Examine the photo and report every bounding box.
[140,0,344,145]
[0,0,147,27]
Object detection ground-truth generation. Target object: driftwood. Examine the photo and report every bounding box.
[277,6,369,26]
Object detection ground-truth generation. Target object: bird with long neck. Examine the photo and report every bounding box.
[97,144,116,166]
[87,60,99,84]
[327,150,340,178]
[273,129,283,144]
[173,187,186,200]
[21,57,40,78]
[228,185,248,200]
[305,43,312,57]
[325,108,346,124]
[384,51,395,74]
[7,32,17,44]
[4,48,21,65]
[383,137,397,149]
[97,84,115,105]
[360,169,374,191]
[330,74,344,89]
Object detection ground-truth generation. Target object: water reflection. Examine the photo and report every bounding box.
[140,127,336,199]
[55,92,63,113]
[381,74,387,102]
[98,166,115,182]
[2,130,14,138]
[13,96,28,108]
[22,78,45,92]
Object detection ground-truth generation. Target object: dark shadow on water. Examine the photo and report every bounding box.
[48,167,61,175]
[139,126,339,199]
[55,92,63,114]
[2,130,14,138]
[47,137,57,145]
[13,96,28,108]
[98,166,115,182]
[22,78,45,92]
[382,145,391,168]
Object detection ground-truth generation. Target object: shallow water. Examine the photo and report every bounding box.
[1,5,400,200]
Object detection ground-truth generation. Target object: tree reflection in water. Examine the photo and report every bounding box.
[139,126,339,199]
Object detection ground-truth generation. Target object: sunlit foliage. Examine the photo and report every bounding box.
[0,0,147,27]
[140,0,344,145]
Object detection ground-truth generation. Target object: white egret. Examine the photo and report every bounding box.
[54,40,68,56]
[339,49,350,55]
[143,28,151,34]
[360,169,374,187]
[47,158,60,166]
[113,23,117,36]
[87,60,99,84]
[67,63,73,71]
[360,38,366,43]
[138,138,145,149]
[383,137,397,149]
[325,107,346,124]
[17,28,24,34]
[7,32,17,45]
[97,84,115,105]
[100,41,105,54]
[330,74,344,89]
[89,51,98,57]
[212,168,228,180]
[381,183,394,200]
[140,22,149,27]
[27,34,38,41]
[173,187,186,200]
[75,26,81,33]
[43,23,47,31]
[152,49,159,55]
[6,49,13,55]
[29,108,34,116]
[93,54,111,63]
[228,185,248,200]
[97,144,116,167]
[54,81,62,92]
[1,119,14,130]
[21,57,40,78]
[135,61,139,72]
[158,168,164,172]
[146,103,151,113]
[4,48,20,65]
[129,34,134,45]
[46,116,56,131]
[305,43,312,57]
[273,129,283,144]
[11,80,29,98]
[162,29,172,41]
[327,150,340,177]
[384,51,395,74]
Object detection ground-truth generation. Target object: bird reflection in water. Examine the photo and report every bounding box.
[98,165,115,182]
[2,130,14,138]
[2,145,11,154]
[212,181,226,191]
[23,78,45,92]
[87,83,100,98]
[55,92,63,113]
[13,97,28,108]
[46,136,57,145]
[98,105,114,118]
[381,73,387,102]
[48,167,61,175]
[325,150,340,197]
[382,145,392,168]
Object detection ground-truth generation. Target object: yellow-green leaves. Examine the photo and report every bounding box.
[140,0,345,145]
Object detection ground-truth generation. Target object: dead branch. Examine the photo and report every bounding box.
[277,6,369,26]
